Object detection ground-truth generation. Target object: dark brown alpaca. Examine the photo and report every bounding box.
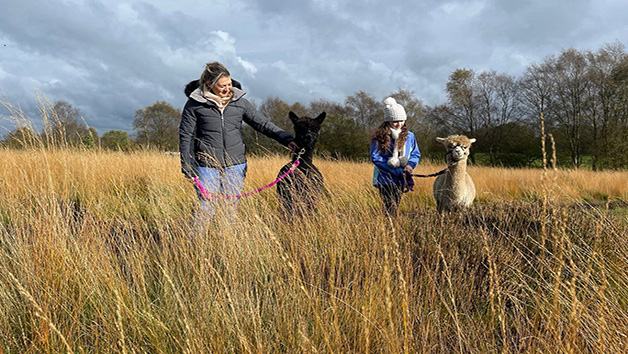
[277,111,326,219]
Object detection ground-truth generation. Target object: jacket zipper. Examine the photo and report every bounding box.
[220,108,226,166]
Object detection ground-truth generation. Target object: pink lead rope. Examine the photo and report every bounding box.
[193,160,300,200]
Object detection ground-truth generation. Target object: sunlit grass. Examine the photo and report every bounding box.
[1,94,627,352]
[1,147,627,352]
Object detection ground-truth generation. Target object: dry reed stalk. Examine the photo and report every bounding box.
[327,254,343,348]
[388,217,413,353]
[7,272,73,353]
[204,258,254,353]
[549,208,568,348]
[0,100,41,148]
[592,223,609,352]
[160,266,193,353]
[540,111,548,176]
[482,228,497,340]
[362,304,371,354]
[540,194,548,279]
[434,215,466,353]
[298,323,317,353]
[549,133,557,171]
[259,215,334,352]
[382,237,398,352]
[563,229,581,354]
[481,227,508,353]
[114,290,128,354]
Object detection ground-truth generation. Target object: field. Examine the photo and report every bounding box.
[1,148,627,353]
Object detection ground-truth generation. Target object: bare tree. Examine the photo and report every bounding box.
[547,49,593,168]
[387,88,425,131]
[308,98,368,160]
[49,100,89,147]
[520,60,555,169]
[133,101,180,151]
[243,96,304,155]
[475,71,526,164]
[606,55,628,167]
[309,98,350,118]
[344,90,382,129]
[443,68,479,136]
[586,42,628,169]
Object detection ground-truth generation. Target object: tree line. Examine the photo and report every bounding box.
[2,42,627,169]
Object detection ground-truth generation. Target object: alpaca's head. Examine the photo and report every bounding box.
[436,135,476,165]
[289,111,326,150]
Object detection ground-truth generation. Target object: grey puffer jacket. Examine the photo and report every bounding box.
[179,87,294,177]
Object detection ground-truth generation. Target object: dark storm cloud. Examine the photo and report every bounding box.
[1,0,626,137]
[0,0,235,134]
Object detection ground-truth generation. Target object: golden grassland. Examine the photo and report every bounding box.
[1,148,627,353]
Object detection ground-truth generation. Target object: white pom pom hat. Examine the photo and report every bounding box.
[383,97,407,122]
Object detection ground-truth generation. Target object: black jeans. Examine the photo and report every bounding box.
[377,184,403,217]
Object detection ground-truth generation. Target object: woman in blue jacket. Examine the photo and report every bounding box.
[370,97,421,216]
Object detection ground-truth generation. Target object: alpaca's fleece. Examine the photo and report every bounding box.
[433,135,476,212]
[276,111,326,220]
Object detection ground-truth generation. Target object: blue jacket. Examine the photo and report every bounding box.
[371,131,421,186]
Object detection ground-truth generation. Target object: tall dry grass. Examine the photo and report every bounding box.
[1,96,627,352]
[0,146,627,353]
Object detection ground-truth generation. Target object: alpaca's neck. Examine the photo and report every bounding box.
[294,147,314,166]
[447,161,470,197]
[448,159,467,176]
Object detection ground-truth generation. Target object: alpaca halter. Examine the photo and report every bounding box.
[409,149,457,178]
[194,148,305,200]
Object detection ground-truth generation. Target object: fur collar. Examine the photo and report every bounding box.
[202,87,233,109]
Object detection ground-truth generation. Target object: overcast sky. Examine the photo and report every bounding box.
[1,0,627,136]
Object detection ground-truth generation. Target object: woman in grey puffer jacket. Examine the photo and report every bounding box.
[179,61,297,218]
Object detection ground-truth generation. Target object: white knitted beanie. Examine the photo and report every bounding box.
[383,97,407,122]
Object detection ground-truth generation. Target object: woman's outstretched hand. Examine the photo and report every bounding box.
[288,141,299,153]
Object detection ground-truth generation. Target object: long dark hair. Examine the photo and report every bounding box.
[371,122,408,154]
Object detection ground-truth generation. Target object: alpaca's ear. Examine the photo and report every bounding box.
[288,111,299,123]
[436,137,446,144]
[314,112,326,124]
[469,138,477,144]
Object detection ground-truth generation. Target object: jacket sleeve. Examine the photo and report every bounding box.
[407,133,421,169]
[370,139,403,177]
[179,101,197,178]
[241,99,294,146]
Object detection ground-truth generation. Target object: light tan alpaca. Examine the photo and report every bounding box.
[433,135,476,212]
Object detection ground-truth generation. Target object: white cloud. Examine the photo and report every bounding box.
[237,57,258,76]
[436,1,486,17]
